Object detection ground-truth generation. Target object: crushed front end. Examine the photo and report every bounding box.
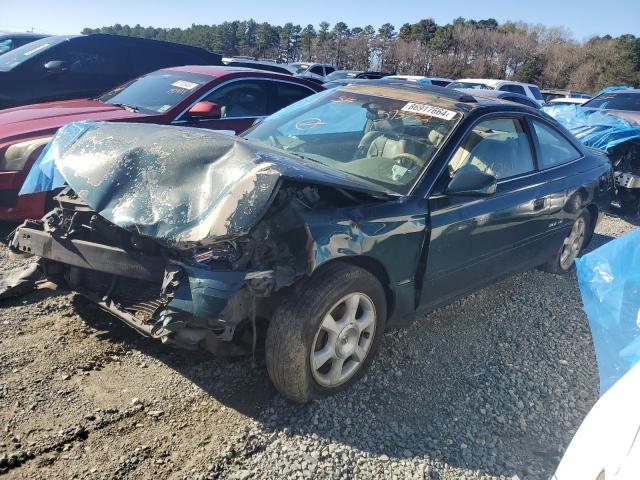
[10,188,289,353]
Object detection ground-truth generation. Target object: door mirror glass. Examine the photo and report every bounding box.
[187,101,221,119]
[446,165,497,196]
[44,60,69,74]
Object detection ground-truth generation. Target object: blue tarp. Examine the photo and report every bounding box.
[576,229,640,395]
[19,121,95,195]
[542,104,640,153]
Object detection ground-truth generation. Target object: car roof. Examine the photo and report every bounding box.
[331,79,546,115]
[597,89,640,95]
[456,78,538,88]
[0,33,48,39]
[337,79,480,105]
[164,65,319,83]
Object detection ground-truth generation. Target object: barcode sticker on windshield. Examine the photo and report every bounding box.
[401,103,457,120]
[171,80,199,90]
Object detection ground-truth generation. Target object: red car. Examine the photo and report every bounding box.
[0,66,323,220]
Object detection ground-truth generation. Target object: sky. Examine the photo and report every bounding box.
[1,0,639,40]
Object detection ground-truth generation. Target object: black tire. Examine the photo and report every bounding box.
[539,211,590,274]
[265,262,387,403]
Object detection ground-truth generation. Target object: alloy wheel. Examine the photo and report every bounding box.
[310,292,377,388]
[560,217,586,270]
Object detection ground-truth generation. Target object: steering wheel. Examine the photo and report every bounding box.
[392,153,424,168]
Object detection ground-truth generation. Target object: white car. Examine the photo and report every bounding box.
[553,362,640,480]
[384,75,453,87]
[447,78,545,105]
[289,62,336,81]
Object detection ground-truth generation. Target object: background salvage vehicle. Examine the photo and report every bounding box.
[0,66,322,221]
[447,78,545,105]
[0,33,49,55]
[540,89,592,104]
[11,83,613,403]
[456,88,542,109]
[0,34,223,110]
[289,62,335,82]
[324,70,394,81]
[543,89,640,216]
[385,75,453,87]
[221,57,296,75]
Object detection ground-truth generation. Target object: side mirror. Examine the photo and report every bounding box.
[187,101,221,120]
[446,165,497,196]
[44,60,69,74]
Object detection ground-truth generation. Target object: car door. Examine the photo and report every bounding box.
[184,78,271,134]
[420,115,549,310]
[526,117,586,252]
[34,37,122,101]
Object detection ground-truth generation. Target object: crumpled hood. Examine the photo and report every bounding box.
[24,121,392,248]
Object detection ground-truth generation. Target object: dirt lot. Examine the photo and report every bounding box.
[0,213,637,480]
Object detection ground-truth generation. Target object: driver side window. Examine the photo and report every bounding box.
[201,80,269,118]
[448,118,534,180]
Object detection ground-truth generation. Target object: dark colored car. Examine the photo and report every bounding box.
[0,34,223,110]
[544,89,640,214]
[457,88,542,109]
[0,66,322,220]
[325,70,393,81]
[11,83,612,402]
[0,33,48,55]
[222,58,294,75]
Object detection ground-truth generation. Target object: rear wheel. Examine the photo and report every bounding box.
[539,212,589,274]
[265,262,386,403]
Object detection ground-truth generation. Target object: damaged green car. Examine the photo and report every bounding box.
[10,83,612,402]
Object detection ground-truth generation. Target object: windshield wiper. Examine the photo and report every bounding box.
[111,103,140,113]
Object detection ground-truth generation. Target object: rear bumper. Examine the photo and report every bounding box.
[0,170,45,220]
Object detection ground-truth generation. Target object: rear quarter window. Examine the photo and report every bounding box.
[532,120,582,168]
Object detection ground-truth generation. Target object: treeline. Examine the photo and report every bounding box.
[83,17,640,93]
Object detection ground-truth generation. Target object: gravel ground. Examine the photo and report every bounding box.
[0,212,637,480]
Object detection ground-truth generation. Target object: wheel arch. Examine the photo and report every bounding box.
[584,203,599,245]
[314,256,395,321]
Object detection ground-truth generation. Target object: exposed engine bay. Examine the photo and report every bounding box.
[610,140,640,210]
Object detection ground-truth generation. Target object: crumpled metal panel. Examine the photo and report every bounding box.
[20,121,393,248]
[542,104,640,152]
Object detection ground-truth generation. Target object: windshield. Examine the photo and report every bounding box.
[529,85,544,101]
[0,39,12,55]
[325,70,358,81]
[582,92,640,112]
[447,81,493,90]
[98,70,212,114]
[244,88,461,194]
[0,36,66,71]
[289,63,310,74]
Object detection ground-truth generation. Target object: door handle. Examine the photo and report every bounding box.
[533,198,545,211]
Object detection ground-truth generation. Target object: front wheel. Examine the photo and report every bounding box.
[539,212,590,274]
[265,262,387,403]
